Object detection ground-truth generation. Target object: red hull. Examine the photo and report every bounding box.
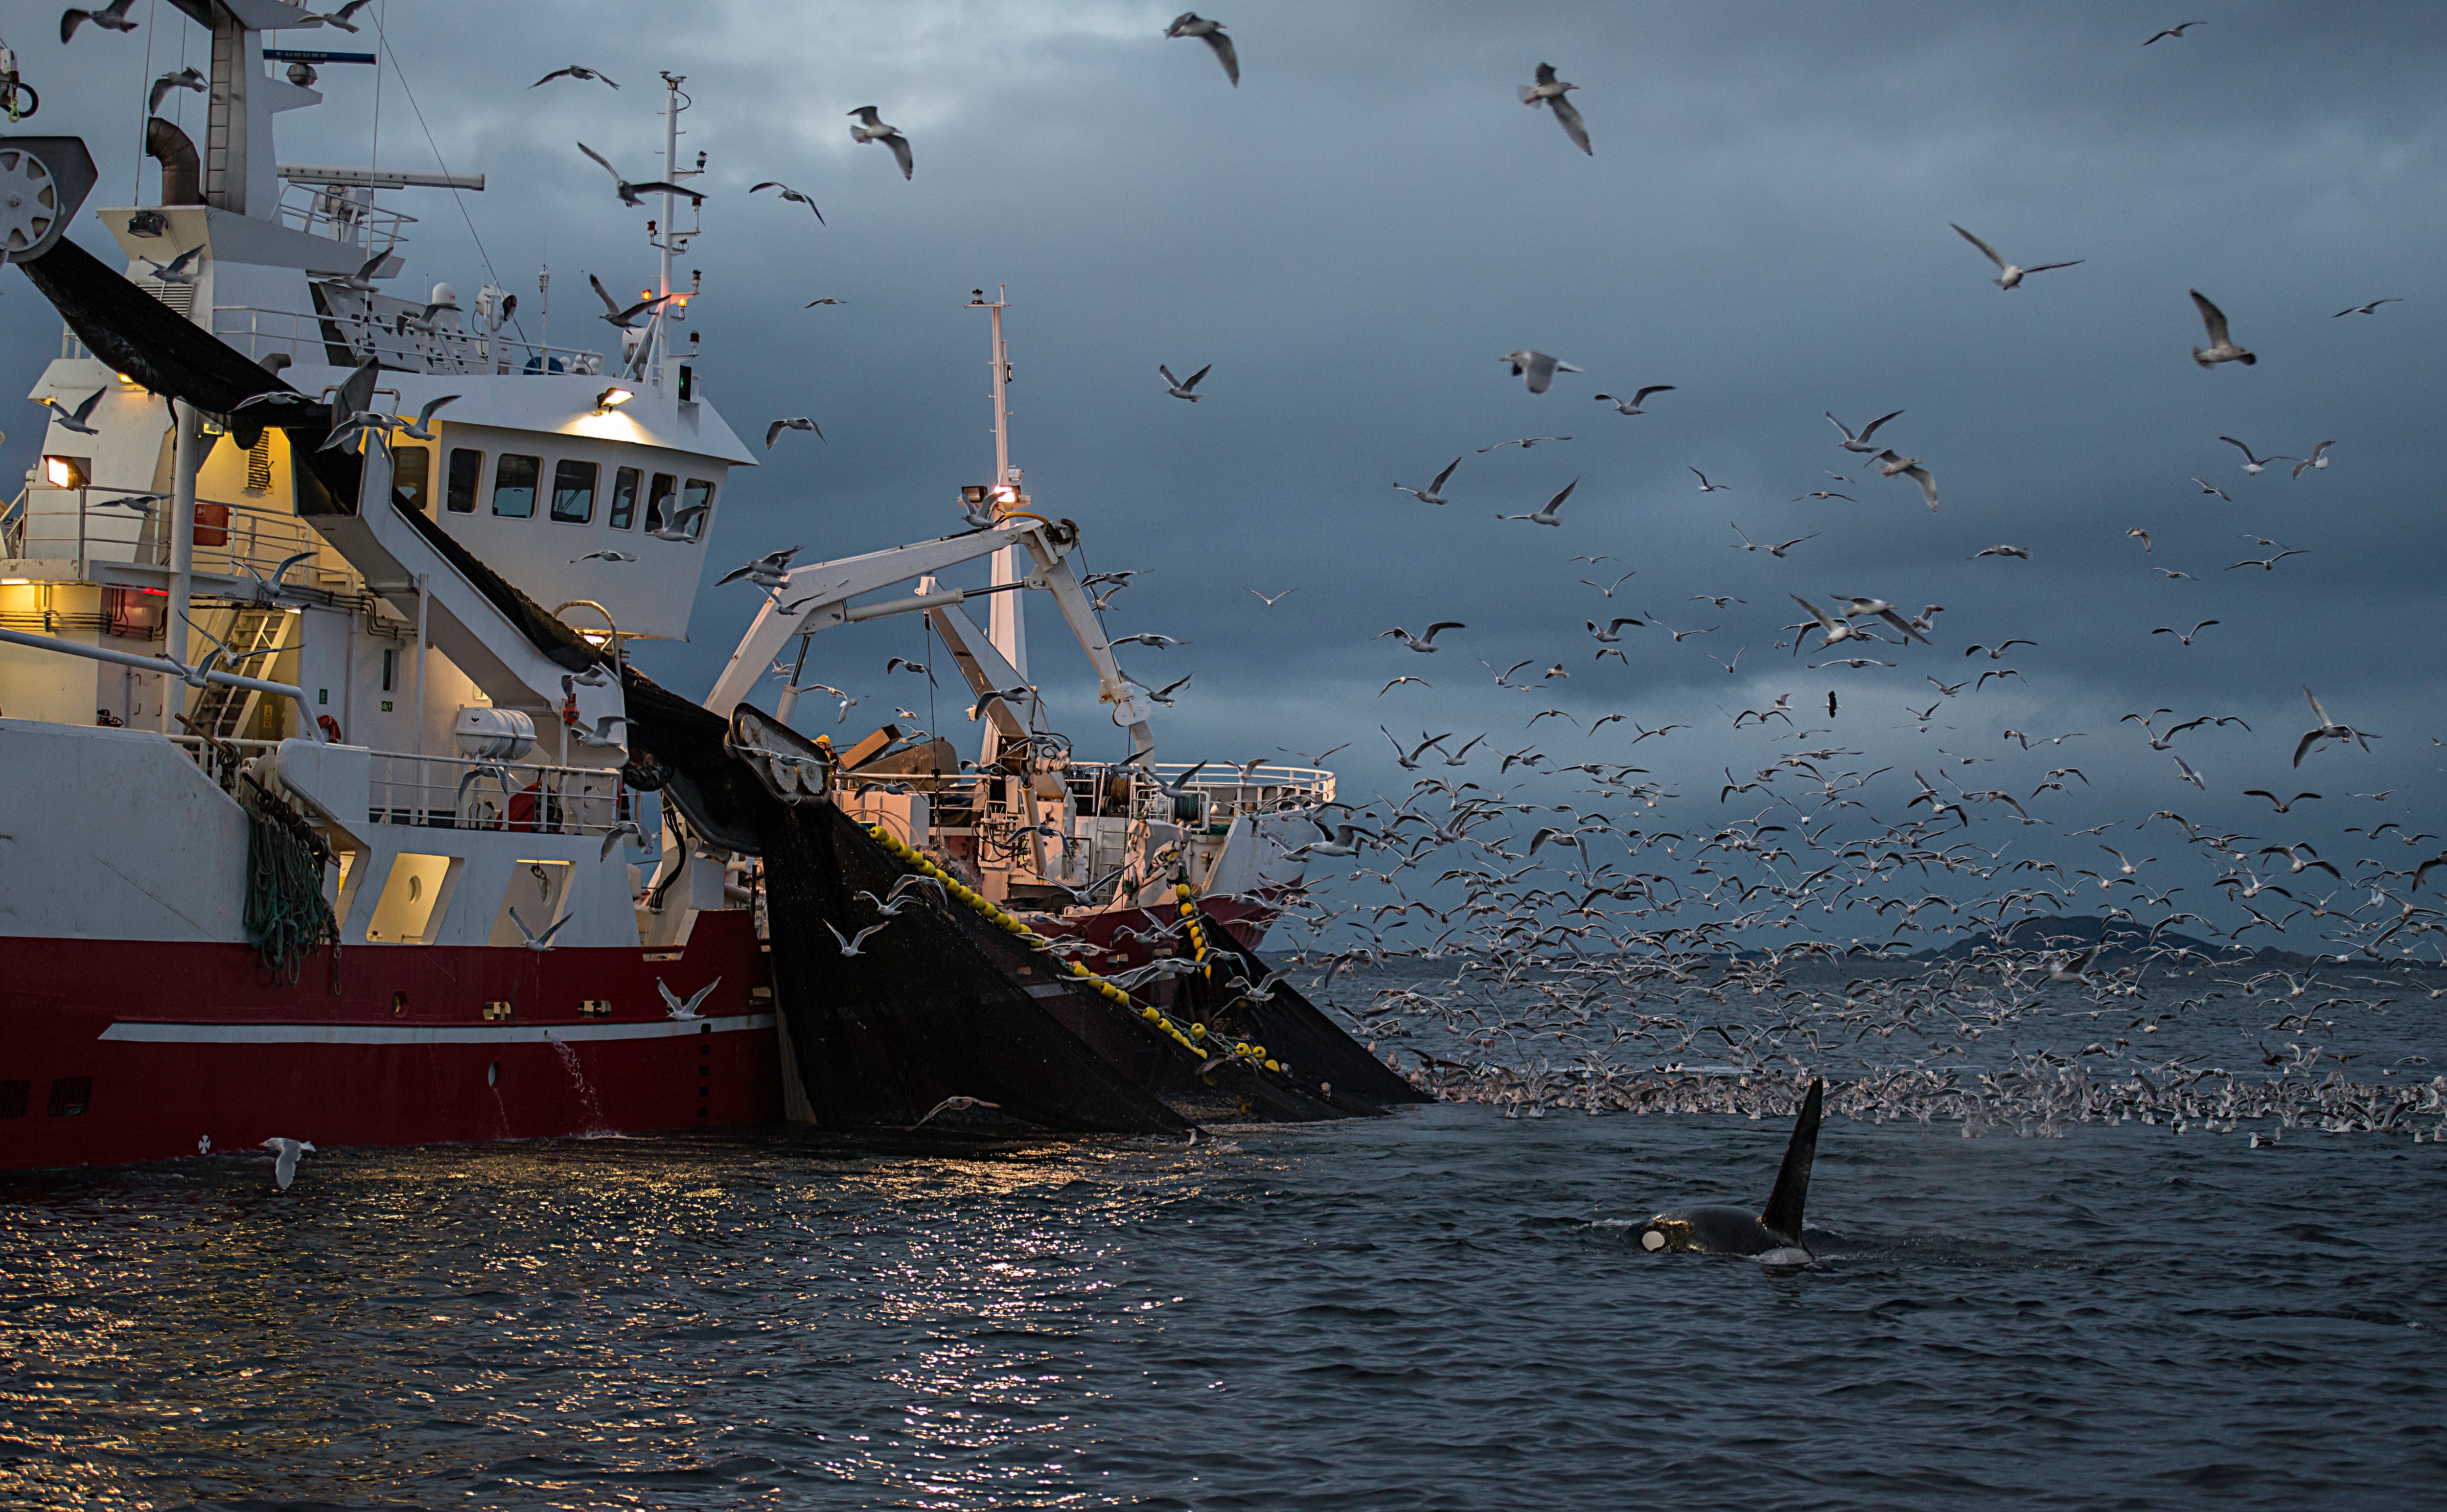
[0,912,779,1171]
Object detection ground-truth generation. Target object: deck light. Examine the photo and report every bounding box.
[593,386,633,414]
[42,454,89,489]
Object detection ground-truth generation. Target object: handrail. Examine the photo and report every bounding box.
[211,303,607,379]
[7,481,317,584]
[0,624,321,733]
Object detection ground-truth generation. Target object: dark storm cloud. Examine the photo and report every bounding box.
[8,2,2443,923]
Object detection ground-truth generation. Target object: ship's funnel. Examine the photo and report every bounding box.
[0,136,96,263]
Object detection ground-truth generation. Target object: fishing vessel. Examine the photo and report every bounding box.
[0,0,1398,1170]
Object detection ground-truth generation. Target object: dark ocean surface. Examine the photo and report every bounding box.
[3,1098,2443,1511]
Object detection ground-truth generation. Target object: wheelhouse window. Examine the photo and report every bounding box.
[643,472,677,534]
[492,454,540,518]
[607,466,641,530]
[445,448,483,513]
[680,478,716,539]
[393,445,432,511]
[550,459,599,524]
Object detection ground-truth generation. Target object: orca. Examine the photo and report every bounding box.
[1632,1078,1824,1265]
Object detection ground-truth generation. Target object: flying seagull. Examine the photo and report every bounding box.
[2290,440,2333,479]
[1826,410,1904,454]
[2217,436,2291,474]
[1873,449,1940,509]
[1500,350,1581,394]
[749,182,824,224]
[1159,363,1211,401]
[533,65,620,90]
[588,273,675,330]
[1378,622,1464,653]
[2333,298,2401,317]
[1497,477,1579,527]
[2143,22,2205,44]
[2190,290,2255,367]
[848,107,914,179]
[149,66,206,114]
[2294,687,2375,768]
[1164,12,1238,86]
[1594,386,1674,414]
[38,388,108,435]
[260,1137,316,1191]
[765,417,824,449]
[658,976,720,1020]
[911,1095,1002,1129]
[61,0,139,42]
[577,142,704,209]
[1394,458,1461,504]
[1520,63,1591,155]
[1949,224,2082,290]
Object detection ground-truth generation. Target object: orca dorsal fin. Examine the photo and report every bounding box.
[1758,1078,1824,1244]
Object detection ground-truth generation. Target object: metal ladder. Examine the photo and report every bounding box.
[185,604,293,740]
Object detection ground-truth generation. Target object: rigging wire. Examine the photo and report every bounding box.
[130,0,157,201]
[368,7,506,302]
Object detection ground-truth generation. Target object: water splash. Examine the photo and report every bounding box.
[548,1034,611,1136]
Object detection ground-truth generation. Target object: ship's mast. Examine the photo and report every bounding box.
[651,72,698,380]
[973,286,1027,678]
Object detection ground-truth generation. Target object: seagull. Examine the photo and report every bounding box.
[60,0,139,41]
[2217,436,2292,475]
[1378,622,1464,652]
[572,550,639,564]
[2044,945,2101,986]
[805,298,849,307]
[1729,523,1814,558]
[1829,596,1931,644]
[883,657,933,681]
[1248,587,1299,606]
[1110,633,1189,649]
[2332,298,2401,317]
[1690,468,1731,493]
[1159,363,1211,401]
[295,0,373,31]
[1794,491,1854,502]
[646,504,709,543]
[506,906,569,952]
[37,388,108,435]
[827,919,891,956]
[1949,224,2082,290]
[718,546,799,592]
[1872,450,1940,509]
[1790,596,1863,655]
[2152,620,2218,645]
[748,182,824,224]
[260,1137,316,1191]
[599,820,646,862]
[2171,754,2208,790]
[765,417,824,449]
[2190,477,2231,500]
[137,246,206,285]
[1378,675,1430,695]
[1582,570,1636,597]
[2226,546,2307,572]
[533,65,620,90]
[1164,12,1238,86]
[394,394,459,440]
[1394,458,1461,504]
[2243,790,2321,814]
[1478,436,1569,452]
[2190,290,2255,367]
[1497,477,1578,526]
[1826,410,1904,454]
[911,1095,1003,1129]
[658,976,720,1020]
[1973,544,2032,560]
[576,142,705,209]
[848,107,915,179]
[1499,351,1581,394]
[148,66,206,114]
[2294,687,2375,768]
[1593,386,1674,414]
[2143,22,2204,44]
[1587,617,1642,642]
[2290,440,2333,479]
[589,273,676,329]
[2127,529,2153,552]
[1520,63,1592,155]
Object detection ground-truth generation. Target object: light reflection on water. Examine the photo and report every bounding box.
[1,1114,2442,1509]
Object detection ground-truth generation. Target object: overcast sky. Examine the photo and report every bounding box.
[11,2,2446,939]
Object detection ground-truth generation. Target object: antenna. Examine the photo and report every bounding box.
[967,286,1026,679]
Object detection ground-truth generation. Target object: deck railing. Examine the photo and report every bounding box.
[211,304,613,381]
[7,484,318,586]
